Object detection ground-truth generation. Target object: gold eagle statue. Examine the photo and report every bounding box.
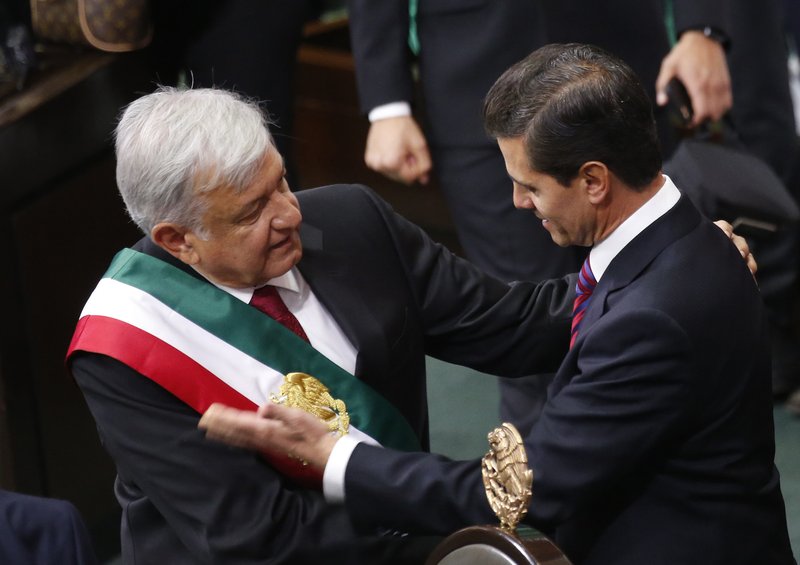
[270,372,350,436]
[481,422,533,531]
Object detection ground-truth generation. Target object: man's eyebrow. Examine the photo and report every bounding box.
[508,173,534,189]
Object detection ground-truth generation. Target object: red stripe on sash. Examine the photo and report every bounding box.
[67,315,322,487]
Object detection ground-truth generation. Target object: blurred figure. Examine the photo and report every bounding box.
[724,0,800,404]
[0,489,98,565]
[148,0,319,181]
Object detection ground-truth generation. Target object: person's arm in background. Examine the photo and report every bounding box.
[347,0,432,184]
[656,0,733,125]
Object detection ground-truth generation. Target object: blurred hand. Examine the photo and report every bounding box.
[365,116,432,185]
[199,403,337,471]
[656,31,732,126]
[714,220,758,276]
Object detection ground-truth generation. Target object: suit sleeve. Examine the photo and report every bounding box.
[347,0,415,113]
[341,308,692,535]
[673,0,731,38]
[358,184,574,376]
[70,353,437,563]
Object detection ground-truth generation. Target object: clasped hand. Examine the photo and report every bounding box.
[199,403,338,471]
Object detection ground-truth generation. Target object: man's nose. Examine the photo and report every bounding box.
[512,184,533,210]
[272,193,302,229]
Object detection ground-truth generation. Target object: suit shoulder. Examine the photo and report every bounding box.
[296,184,395,227]
[295,183,380,206]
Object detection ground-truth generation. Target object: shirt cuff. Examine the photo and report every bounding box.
[368,102,412,123]
[322,434,362,504]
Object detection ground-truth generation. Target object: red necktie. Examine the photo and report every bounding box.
[250,285,310,342]
[570,257,597,349]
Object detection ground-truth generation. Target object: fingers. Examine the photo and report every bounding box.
[746,251,758,277]
[713,220,758,277]
[712,219,734,238]
[199,402,334,467]
[199,403,272,451]
[729,233,758,276]
[655,31,732,126]
[364,116,432,185]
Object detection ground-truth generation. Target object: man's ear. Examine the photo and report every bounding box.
[580,161,610,205]
[151,223,199,265]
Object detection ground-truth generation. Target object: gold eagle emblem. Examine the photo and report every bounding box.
[481,422,533,531]
[270,372,350,436]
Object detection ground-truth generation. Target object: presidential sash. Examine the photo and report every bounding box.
[67,248,421,486]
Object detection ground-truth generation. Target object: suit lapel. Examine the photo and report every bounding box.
[580,195,701,332]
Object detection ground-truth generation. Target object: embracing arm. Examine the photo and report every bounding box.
[358,184,575,375]
[199,401,493,535]
[199,307,694,536]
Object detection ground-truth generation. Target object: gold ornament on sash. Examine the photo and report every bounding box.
[270,372,350,436]
[481,422,533,532]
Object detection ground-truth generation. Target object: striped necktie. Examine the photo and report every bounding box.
[570,258,597,349]
[250,285,310,343]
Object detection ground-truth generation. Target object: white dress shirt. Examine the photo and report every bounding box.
[588,175,681,282]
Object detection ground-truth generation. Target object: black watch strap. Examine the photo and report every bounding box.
[683,25,730,49]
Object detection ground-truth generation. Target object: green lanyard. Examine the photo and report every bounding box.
[409,0,420,55]
[664,0,677,46]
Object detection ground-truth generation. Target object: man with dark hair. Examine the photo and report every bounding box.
[201,44,795,565]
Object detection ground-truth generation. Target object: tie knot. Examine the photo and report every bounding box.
[250,285,309,342]
[252,284,280,301]
[576,258,597,298]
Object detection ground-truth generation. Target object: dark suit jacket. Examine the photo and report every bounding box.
[70,184,574,564]
[342,195,796,565]
[543,0,730,104]
[0,490,98,565]
[347,0,729,151]
[348,0,545,147]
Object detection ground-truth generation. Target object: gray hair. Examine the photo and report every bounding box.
[114,86,272,236]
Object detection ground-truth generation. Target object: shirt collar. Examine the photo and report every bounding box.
[589,174,680,281]
[212,267,303,303]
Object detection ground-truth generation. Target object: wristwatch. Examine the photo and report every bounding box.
[684,25,730,49]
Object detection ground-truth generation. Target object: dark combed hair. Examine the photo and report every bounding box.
[483,43,662,190]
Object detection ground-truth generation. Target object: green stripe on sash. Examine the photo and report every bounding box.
[104,248,421,451]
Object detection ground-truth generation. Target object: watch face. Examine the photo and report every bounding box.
[701,25,728,47]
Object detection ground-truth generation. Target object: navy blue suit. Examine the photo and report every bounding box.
[341,195,796,565]
[0,490,98,565]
